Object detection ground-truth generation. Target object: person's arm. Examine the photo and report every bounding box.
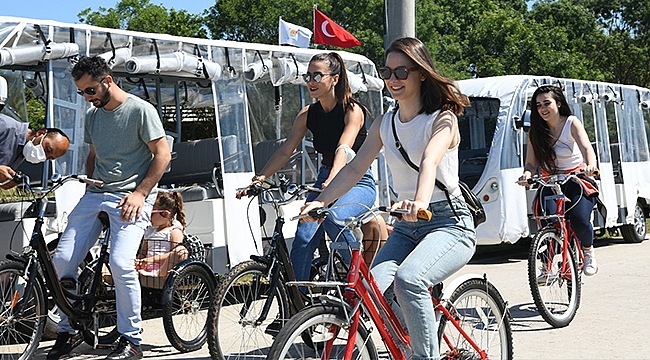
[0,165,17,190]
[520,135,539,184]
[236,106,309,198]
[322,103,365,188]
[570,116,598,174]
[396,110,456,221]
[301,114,384,215]
[118,137,171,221]
[86,144,96,177]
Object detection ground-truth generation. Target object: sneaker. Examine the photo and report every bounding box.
[105,337,143,360]
[47,332,82,360]
[536,268,549,286]
[583,248,598,276]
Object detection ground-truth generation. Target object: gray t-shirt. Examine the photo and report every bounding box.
[0,114,28,167]
[84,95,165,199]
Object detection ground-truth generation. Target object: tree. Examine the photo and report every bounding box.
[78,0,208,38]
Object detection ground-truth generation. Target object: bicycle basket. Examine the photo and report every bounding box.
[182,233,206,262]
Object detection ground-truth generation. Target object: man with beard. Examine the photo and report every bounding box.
[48,56,170,360]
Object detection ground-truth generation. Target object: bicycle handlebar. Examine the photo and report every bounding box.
[517,169,600,187]
[11,172,104,197]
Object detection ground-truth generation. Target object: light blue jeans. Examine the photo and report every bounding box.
[371,198,476,360]
[291,166,376,281]
[52,191,152,346]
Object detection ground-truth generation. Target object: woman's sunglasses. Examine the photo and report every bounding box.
[378,66,418,80]
[76,77,106,96]
[302,72,336,83]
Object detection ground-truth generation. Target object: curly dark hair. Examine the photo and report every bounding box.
[71,56,112,82]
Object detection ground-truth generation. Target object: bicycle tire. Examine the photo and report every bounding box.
[0,260,47,360]
[528,226,581,327]
[267,305,379,359]
[208,260,290,359]
[162,263,215,352]
[438,278,513,360]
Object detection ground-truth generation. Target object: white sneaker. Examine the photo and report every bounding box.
[536,268,549,286]
[583,248,598,276]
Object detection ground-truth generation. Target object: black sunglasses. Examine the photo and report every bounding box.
[378,66,419,80]
[302,72,336,83]
[76,77,106,96]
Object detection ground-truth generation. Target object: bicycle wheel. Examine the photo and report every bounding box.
[162,263,215,352]
[0,260,47,360]
[267,305,378,360]
[208,260,290,359]
[528,226,581,327]
[438,278,513,360]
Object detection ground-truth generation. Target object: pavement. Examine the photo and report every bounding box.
[34,234,650,359]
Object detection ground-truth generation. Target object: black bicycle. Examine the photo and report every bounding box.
[0,173,217,359]
[207,176,342,359]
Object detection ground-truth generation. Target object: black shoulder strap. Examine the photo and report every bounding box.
[390,108,459,218]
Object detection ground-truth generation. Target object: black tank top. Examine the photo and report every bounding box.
[306,101,366,167]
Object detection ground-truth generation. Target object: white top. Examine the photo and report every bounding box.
[380,109,461,203]
[142,220,184,257]
[554,116,584,171]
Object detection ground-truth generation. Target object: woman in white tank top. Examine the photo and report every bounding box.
[300,37,477,359]
[519,85,600,276]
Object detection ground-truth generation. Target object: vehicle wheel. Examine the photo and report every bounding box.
[79,259,120,347]
[162,263,215,352]
[267,305,378,359]
[438,278,514,360]
[527,226,581,327]
[621,203,646,243]
[0,260,47,360]
[208,260,289,359]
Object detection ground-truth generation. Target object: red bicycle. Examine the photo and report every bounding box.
[267,206,513,359]
[522,171,596,328]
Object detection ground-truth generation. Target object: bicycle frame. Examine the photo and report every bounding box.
[9,176,109,329]
[334,245,486,360]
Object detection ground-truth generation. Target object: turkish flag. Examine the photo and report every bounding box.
[313,8,361,48]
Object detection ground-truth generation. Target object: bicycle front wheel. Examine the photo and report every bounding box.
[0,260,47,360]
[438,278,513,360]
[528,226,581,328]
[208,260,289,359]
[267,305,378,360]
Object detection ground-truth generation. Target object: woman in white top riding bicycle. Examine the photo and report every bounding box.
[301,37,476,360]
[519,84,599,276]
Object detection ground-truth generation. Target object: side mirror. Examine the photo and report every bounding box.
[514,110,531,132]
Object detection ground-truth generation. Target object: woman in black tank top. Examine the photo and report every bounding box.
[236,52,377,282]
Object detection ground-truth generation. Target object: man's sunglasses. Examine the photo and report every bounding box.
[76,77,106,96]
[302,72,336,83]
[378,66,419,80]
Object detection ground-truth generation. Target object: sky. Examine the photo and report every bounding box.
[2,0,214,24]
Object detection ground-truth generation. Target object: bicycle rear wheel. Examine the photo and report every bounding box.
[208,260,289,359]
[267,305,378,360]
[528,226,581,327]
[0,260,47,360]
[438,278,513,360]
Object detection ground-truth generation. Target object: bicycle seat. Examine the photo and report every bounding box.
[98,211,109,230]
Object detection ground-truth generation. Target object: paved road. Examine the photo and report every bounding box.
[34,235,650,359]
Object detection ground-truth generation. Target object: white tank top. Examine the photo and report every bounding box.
[380,109,461,203]
[554,116,584,171]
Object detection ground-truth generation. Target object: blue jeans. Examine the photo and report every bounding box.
[539,180,596,248]
[52,191,152,345]
[371,199,476,360]
[290,166,376,281]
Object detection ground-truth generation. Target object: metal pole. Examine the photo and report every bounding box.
[385,0,416,49]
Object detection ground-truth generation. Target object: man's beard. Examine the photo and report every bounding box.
[93,90,111,108]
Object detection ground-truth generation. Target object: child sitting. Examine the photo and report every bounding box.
[136,191,188,285]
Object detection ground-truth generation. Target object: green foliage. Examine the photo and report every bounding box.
[78,0,208,38]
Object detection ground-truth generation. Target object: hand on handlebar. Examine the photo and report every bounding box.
[298,201,327,222]
[391,200,432,222]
